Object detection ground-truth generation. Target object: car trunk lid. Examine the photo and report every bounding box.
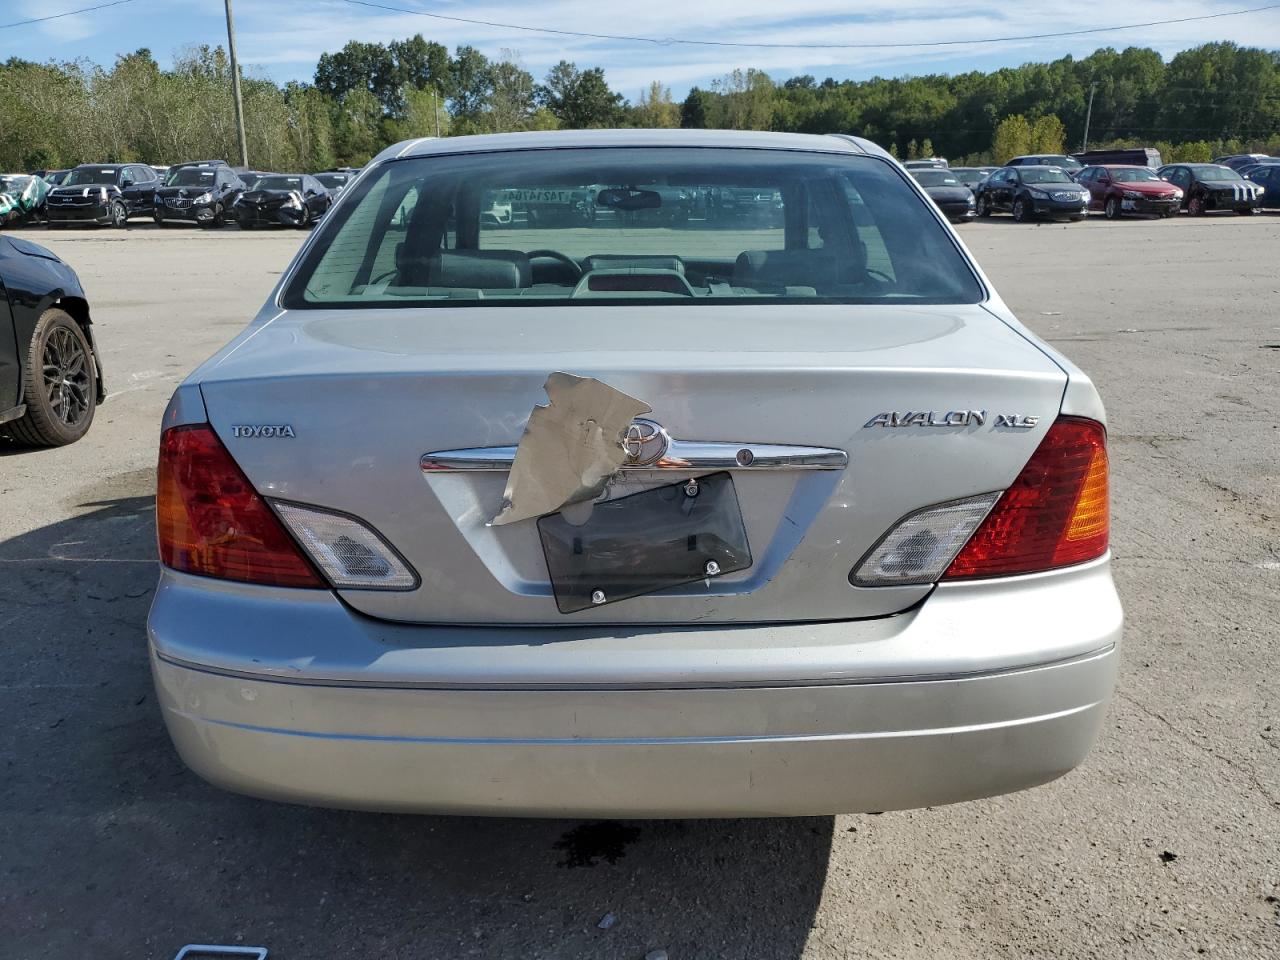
[196,303,1066,624]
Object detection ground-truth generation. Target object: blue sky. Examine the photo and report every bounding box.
[9,0,1280,100]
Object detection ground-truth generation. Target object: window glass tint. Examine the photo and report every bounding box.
[911,170,961,186]
[315,173,350,189]
[255,176,305,191]
[1194,166,1243,181]
[285,148,982,308]
[64,167,117,186]
[167,168,217,187]
[1020,168,1074,184]
[1111,168,1160,182]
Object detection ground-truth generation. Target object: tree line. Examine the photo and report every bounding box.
[1,40,1277,173]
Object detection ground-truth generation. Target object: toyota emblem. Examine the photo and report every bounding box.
[621,418,669,466]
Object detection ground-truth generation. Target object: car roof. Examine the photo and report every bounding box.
[380,129,882,164]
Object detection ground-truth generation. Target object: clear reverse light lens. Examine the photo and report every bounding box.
[851,492,1001,586]
[270,501,418,590]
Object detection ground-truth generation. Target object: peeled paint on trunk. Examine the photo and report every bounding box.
[490,372,651,526]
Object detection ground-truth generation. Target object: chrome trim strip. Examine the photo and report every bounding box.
[421,439,848,473]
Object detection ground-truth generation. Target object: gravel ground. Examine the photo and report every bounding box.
[1,215,1277,959]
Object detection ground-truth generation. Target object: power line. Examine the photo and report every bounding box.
[0,0,137,29]
[337,0,1280,50]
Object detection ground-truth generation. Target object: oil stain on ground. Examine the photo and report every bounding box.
[554,821,642,868]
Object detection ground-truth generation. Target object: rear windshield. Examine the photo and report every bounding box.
[315,173,349,189]
[253,176,304,191]
[283,147,983,308]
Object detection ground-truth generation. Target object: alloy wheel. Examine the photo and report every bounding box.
[42,326,91,427]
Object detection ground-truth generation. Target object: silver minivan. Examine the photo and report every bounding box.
[150,130,1120,817]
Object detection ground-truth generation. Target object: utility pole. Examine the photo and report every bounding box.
[224,0,249,168]
[432,87,441,138]
[1082,81,1097,153]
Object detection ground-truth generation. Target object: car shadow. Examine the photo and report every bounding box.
[1,493,833,958]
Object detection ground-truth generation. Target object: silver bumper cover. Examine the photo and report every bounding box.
[149,560,1121,817]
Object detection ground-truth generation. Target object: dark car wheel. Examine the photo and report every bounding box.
[1188,195,1206,217]
[1012,198,1031,223]
[1237,207,1258,216]
[2,308,97,447]
[975,194,990,217]
[1104,197,1122,220]
[109,200,127,228]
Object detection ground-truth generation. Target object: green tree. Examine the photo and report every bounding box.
[906,138,919,159]
[487,52,537,132]
[680,87,714,128]
[449,45,492,124]
[711,68,774,129]
[538,61,624,128]
[920,137,934,158]
[992,114,1033,162]
[632,82,680,128]
[332,87,384,165]
[1029,114,1066,153]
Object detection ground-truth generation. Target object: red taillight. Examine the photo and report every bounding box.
[157,425,323,588]
[944,416,1109,579]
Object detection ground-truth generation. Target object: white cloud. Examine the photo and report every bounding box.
[222,0,1280,98]
[20,0,98,42]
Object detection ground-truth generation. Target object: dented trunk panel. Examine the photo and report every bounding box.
[195,303,1067,625]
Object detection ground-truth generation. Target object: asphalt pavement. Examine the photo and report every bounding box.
[1,215,1277,959]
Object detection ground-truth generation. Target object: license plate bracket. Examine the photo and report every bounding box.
[537,472,752,614]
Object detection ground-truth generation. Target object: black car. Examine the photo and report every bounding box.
[909,168,976,223]
[1242,164,1280,209]
[313,171,352,196]
[1157,164,1262,215]
[0,236,104,445]
[1212,154,1272,172]
[951,166,997,191]
[975,166,1090,222]
[1005,154,1085,178]
[1072,147,1162,169]
[45,163,161,228]
[153,161,245,228]
[32,169,70,187]
[234,174,332,229]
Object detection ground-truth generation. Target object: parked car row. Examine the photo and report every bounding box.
[0,159,355,231]
[910,153,1273,223]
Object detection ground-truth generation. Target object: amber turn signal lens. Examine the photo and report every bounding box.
[944,416,1108,579]
[157,424,323,588]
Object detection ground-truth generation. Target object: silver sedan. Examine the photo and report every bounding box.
[149,129,1120,817]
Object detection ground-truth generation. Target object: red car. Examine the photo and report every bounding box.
[1077,165,1182,219]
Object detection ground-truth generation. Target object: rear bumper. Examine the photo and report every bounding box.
[149,559,1121,817]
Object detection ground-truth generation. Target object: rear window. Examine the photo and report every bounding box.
[254,176,304,191]
[283,147,983,308]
